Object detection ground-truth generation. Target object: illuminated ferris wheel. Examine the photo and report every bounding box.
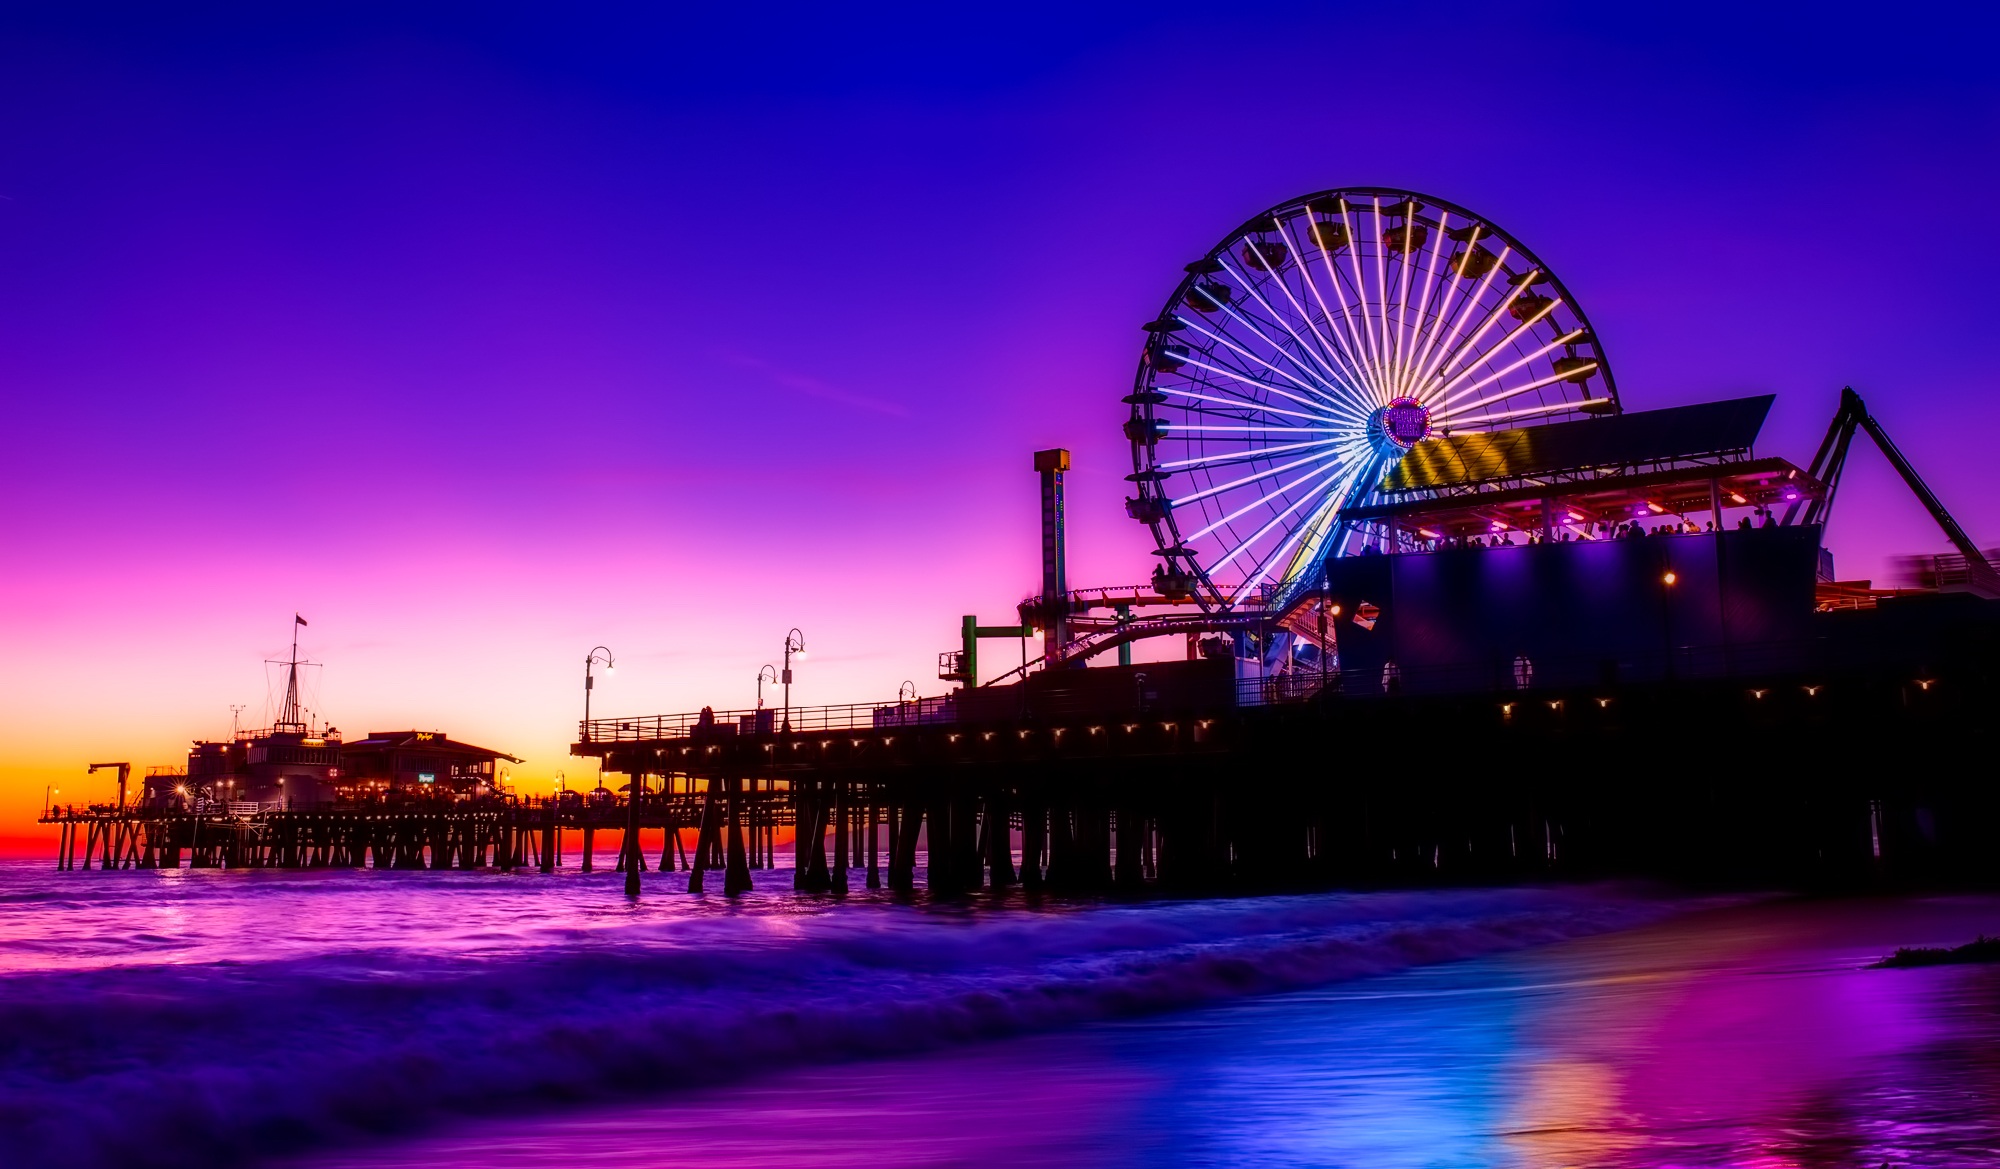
[1125,187,1620,611]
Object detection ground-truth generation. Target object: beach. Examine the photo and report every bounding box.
[3,861,1994,1167]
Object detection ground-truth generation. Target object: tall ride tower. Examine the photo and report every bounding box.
[1035,448,1070,663]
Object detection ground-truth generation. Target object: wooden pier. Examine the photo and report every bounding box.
[39,786,808,879]
[47,603,2000,896]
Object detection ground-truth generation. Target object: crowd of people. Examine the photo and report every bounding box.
[1368,508,1778,554]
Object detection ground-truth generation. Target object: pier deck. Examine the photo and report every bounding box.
[45,592,2000,897]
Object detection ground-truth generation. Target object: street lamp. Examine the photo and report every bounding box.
[43,786,57,815]
[757,664,779,708]
[582,646,615,742]
[782,628,806,732]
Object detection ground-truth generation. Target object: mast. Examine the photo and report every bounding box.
[277,615,307,732]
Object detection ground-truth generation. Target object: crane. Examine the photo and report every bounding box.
[88,761,131,810]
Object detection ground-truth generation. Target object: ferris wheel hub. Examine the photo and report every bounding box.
[1372,397,1434,451]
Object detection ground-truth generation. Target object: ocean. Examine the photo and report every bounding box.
[2,860,1994,1167]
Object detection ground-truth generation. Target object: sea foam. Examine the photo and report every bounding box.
[0,868,1682,1168]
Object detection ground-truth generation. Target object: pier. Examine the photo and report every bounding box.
[42,579,2000,893]
[39,187,2000,897]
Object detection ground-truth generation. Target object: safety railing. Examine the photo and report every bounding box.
[1914,554,2000,597]
[1234,638,1850,703]
[585,634,1897,745]
[581,696,964,744]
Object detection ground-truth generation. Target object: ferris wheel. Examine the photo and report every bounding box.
[1125,187,1620,612]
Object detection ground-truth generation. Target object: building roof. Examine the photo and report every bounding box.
[340,731,523,763]
[1384,394,1776,493]
[1341,456,1823,535]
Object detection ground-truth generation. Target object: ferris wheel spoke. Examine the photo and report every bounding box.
[1390,213,1420,395]
[1399,211,1455,395]
[1436,394,1599,429]
[1165,424,1343,435]
[1336,201,1387,394]
[1207,474,1340,576]
[1280,459,1377,588]
[1408,226,1472,390]
[1251,226,1381,412]
[1337,237,1389,403]
[1166,387,1347,426]
[1426,292,1563,401]
[1175,349,1361,422]
[1370,199,1394,402]
[1182,458,1353,543]
[1433,327,1586,409]
[1171,447,1347,507]
[1224,466,1366,605]
[1322,453,1393,552]
[1408,241,1512,399]
[1176,320,1365,418]
[1275,261,1384,416]
[1303,216,1387,406]
[1272,218,1384,406]
[1432,366,1596,424]
[1213,257,1366,406]
[1159,434,1348,472]
[1349,200,1383,394]
[1168,394,1328,426]
[1419,270,1539,401]
[1405,223,1477,385]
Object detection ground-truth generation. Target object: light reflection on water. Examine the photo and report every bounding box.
[293,896,2000,1169]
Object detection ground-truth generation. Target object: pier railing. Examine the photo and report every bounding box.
[585,635,1888,744]
[582,697,957,744]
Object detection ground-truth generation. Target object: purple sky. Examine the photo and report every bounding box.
[3,3,1997,823]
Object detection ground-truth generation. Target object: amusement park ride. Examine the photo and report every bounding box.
[952,186,1992,694]
[45,186,2000,890]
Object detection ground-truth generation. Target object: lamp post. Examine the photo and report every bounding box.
[757,664,779,708]
[582,646,615,742]
[43,786,57,815]
[782,628,806,732]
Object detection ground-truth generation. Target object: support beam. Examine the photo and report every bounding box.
[866,798,882,889]
[724,776,753,895]
[688,777,720,893]
[830,782,849,894]
[985,793,1016,887]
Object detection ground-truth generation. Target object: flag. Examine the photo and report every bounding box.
[295,614,308,627]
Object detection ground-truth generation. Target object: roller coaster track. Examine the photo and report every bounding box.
[983,596,1327,687]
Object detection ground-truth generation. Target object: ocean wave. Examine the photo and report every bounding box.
[0,882,1686,1168]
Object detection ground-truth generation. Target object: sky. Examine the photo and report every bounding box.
[4,2,1998,843]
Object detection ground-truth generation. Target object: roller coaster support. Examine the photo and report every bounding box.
[1794,386,1991,571]
[942,616,1032,690]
